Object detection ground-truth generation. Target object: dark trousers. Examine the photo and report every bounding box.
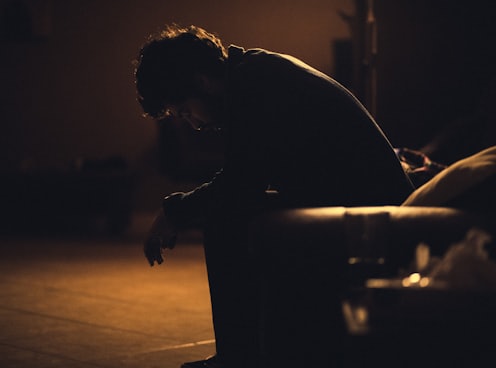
[203,210,262,367]
[201,200,347,368]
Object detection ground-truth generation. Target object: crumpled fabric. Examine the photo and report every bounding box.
[426,228,496,290]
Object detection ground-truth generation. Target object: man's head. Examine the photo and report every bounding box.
[134,24,227,126]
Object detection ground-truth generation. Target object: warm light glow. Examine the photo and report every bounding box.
[409,272,421,283]
[355,306,368,325]
[348,257,359,265]
[348,257,385,265]
[402,273,431,287]
[419,277,430,287]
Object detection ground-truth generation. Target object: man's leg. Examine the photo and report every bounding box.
[202,214,261,368]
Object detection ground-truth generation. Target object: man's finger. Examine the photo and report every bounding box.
[144,236,163,266]
[145,251,155,266]
[155,248,164,264]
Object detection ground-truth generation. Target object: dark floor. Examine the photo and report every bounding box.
[0,213,215,368]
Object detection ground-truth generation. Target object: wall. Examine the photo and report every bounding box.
[369,0,496,156]
[0,0,353,170]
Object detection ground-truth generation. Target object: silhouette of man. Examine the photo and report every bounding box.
[134,24,414,368]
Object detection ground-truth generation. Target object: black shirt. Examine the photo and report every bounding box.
[168,45,414,222]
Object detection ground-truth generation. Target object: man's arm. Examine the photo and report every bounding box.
[143,205,178,266]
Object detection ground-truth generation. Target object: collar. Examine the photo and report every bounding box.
[227,44,245,68]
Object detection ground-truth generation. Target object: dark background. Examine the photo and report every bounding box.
[1,0,494,235]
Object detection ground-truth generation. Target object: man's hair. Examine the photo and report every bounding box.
[134,24,227,119]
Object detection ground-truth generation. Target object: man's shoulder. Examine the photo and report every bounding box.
[227,45,349,104]
[228,45,279,65]
[227,45,284,86]
[229,44,335,84]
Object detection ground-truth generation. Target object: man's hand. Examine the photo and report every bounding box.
[143,208,178,266]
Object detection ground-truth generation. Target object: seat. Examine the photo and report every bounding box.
[248,205,495,368]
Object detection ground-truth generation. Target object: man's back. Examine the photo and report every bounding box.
[224,46,414,207]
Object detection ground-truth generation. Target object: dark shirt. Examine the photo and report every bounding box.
[168,45,414,223]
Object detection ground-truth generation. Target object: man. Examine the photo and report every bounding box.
[134,24,414,368]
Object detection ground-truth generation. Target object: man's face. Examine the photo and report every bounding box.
[164,74,225,131]
[165,90,224,132]
[165,98,216,131]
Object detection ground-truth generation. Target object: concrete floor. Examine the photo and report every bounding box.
[0,215,215,368]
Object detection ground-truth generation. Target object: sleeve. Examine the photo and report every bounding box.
[164,160,270,227]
